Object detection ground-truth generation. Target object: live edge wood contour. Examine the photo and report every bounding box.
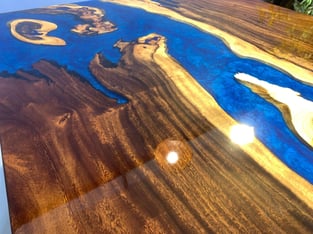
[0,0,313,233]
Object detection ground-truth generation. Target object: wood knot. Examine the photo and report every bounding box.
[58,112,72,125]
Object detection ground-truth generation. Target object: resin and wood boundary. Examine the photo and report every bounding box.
[101,0,313,207]
[2,32,312,233]
[103,0,313,84]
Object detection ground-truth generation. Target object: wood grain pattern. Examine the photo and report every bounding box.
[106,0,313,84]
[1,1,313,233]
[153,0,313,66]
[1,32,312,233]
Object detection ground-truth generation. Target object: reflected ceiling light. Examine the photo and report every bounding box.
[230,124,255,145]
[166,151,179,164]
[154,139,192,171]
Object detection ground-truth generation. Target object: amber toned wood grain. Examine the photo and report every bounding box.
[155,0,313,68]
[1,31,312,233]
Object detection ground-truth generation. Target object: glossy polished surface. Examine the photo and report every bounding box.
[0,145,11,234]
[0,0,313,233]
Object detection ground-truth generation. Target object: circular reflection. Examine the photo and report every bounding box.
[154,139,192,171]
[166,151,179,164]
[230,124,255,145]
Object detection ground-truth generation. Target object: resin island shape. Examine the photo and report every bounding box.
[8,4,117,46]
[1,33,312,233]
[235,73,313,148]
[9,19,66,45]
[28,4,117,35]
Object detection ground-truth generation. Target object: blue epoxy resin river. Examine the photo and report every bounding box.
[0,1,312,182]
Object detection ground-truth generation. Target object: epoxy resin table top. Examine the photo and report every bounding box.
[0,0,313,233]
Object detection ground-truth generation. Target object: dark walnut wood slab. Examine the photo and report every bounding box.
[1,31,312,233]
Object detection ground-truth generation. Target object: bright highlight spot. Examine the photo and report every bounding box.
[230,124,255,145]
[166,151,179,164]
